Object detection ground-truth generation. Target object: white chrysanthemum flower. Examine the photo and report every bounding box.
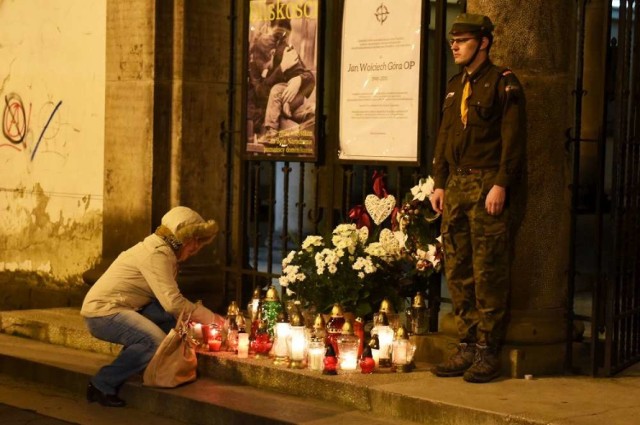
[365,242,386,257]
[328,264,338,274]
[352,256,377,275]
[282,250,296,267]
[410,176,435,201]
[302,235,324,250]
[358,271,365,279]
[358,226,369,244]
[278,275,289,287]
[332,224,359,253]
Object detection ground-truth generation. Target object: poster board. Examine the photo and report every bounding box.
[338,0,426,164]
[244,0,321,161]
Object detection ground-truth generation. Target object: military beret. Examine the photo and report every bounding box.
[450,13,494,35]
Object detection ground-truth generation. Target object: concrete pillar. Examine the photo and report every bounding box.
[470,0,574,375]
[102,0,166,260]
[89,1,230,313]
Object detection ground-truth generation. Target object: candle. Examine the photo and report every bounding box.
[208,339,222,352]
[201,324,211,345]
[237,333,249,358]
[289,326,306,362]
[207,327,222,352]
[308,347,324,371]
[339,352,358,371]
[372,348,380,367]
[192,323,203,339]
[377,326,394,367]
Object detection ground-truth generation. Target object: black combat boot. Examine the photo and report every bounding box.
[463,344,500,383]
[433,342,476,377]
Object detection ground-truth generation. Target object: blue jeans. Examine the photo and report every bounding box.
[84,300,177,395]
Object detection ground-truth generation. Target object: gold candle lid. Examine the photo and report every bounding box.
[379,298,395,314]
[251,287,262,300]
[331,303,344,317]
[412,292,426,308]
[236,314,246,329]
[276,310,289,323]
[290,311,304,327]
[227,301,239,316]
[395,325,409,340]
[313,313,326,330]
[377,311,389,326]
[265,285,280,302]
[341,321,354,335]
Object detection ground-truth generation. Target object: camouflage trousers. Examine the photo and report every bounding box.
[441,170,510,346]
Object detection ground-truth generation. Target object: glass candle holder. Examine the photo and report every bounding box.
[326,304,345,355]
[237,332,249,358]
[307,338,324,371]
[337,321,359,372]
[392,326,416,372]
[288,325,307,368]
[207,325,222,352]
[377,325,394,367]
[251,319,272,358]
[273,321,291,366]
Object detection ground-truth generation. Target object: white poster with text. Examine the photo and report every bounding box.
[339,0,423,162]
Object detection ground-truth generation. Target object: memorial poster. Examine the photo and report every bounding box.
[339,0,424,163]
[245,0,320,161]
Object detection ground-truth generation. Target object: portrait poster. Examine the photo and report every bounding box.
[339,0,424,163]
[245,0,320,161]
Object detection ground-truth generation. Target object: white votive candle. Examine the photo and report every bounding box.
[237,333,249,358]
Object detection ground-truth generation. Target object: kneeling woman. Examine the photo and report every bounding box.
[81,206,225,407]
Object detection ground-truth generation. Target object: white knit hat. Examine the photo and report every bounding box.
[161,206,219,243]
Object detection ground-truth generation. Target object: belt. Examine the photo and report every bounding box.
[453,167,483,176]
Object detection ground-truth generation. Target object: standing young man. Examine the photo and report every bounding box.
[430,14,526,383]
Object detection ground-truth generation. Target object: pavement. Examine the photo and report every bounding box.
[1,308,640,425]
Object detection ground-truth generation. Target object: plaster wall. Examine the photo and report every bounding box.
[0,0,106,293]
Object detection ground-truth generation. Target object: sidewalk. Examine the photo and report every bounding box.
[1,308,639,425]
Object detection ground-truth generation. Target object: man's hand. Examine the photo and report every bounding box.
[430,188,445,214]
[280,45,300,72]
[282,76,302,104]
[485,185,506,215]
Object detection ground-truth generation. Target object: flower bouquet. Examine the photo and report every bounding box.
[279,172,443,317]
[279,223,401,317]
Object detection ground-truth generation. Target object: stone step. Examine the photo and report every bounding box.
[4,308,633,425]
[0,333,417,425]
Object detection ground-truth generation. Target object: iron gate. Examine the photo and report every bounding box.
[220,0,467,326]
[568,0,640,376]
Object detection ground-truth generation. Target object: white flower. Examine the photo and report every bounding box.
[282,250,296,268]
[358,271,365,279]
[332,224,359,254]
[426,244,441,268]
[357,226,369,244]
[410,176,435,201]
[394,230,408,249]
[352,256,377,274]
[302,235,324,251]
[365,242,386,257]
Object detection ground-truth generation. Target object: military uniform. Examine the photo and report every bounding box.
[433,60,525,346]
[431,13,526,383]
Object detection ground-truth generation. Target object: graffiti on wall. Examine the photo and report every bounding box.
[1,91,63,161]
